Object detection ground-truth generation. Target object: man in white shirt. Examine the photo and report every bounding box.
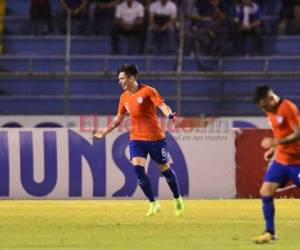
[111,0,144,54]
[147,0,177,54]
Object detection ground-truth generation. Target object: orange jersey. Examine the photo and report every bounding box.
[117,84,165,141]
[267,99,300,164]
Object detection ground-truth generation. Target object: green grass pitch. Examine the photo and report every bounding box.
[0,199,299,250]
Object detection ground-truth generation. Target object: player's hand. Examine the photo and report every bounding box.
[261,137,278,149]
[92,129,105,139]
[168,112,180,127]
[264,148,275,162]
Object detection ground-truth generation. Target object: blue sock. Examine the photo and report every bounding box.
[134,165,155,202]
[262,196,275,235]
[161,168,180,199]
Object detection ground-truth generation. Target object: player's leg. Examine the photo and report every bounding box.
[130,140,160,216]
[148,139,184,216]
[158,163,184,216]
[258,181,279,239]
[252,181,279,243]
[252,161,288,244]
[158,163,181,199]
[132,157,155,203]
[132,156,161,216]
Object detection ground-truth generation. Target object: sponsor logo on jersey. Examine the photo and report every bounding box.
[276,115,284,124]
[137,97,143,104]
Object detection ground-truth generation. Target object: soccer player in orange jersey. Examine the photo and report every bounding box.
[93,64,184,216]
[252,85,300,243]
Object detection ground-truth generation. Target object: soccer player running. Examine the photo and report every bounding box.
[252,85,300,243]
[93,64,184,216]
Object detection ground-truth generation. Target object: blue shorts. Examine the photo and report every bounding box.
[264,161,300,188]
[130,139,168,164]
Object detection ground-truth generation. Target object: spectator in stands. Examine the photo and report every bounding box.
[234,0,263,55]
[30,0,53,35]
[278,0,300,34]
[183,0,213,56]
[291,3,300,34]
[138,0,152,54]
[111,0,144,54]
[90,0,120,35]
[147,0,177,54]
[59,0,89,35]
[181,0,194,54]
[185,0,232,56]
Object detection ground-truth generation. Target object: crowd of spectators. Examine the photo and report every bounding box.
[29,0,300,55]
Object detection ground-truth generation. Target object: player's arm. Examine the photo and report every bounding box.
[94,94,127,139]
[264,147,275,162]
[93,114,125,139]
[262,102,300,148]
[158,103,176,119]
[276,125,300,145]
[261,125,300,149]
[149,86,176,120]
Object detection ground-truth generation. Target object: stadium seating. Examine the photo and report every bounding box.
[5,0,61,16]
[3,35,300,56]
[1,0,300,116]
[1,55,300,73]
[0,77,299,115]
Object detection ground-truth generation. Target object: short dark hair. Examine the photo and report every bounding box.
[117,64,139,77]
[252,84,272,103]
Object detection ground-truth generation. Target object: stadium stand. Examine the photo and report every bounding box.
[0,0,300,116]
[2,35,300,56]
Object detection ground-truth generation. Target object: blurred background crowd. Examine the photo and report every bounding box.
[27,0,300,56]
